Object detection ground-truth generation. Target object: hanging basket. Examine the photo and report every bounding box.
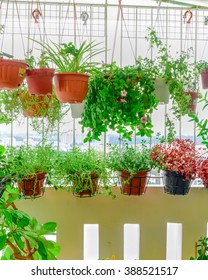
[54,72,89,103]
[200,68,208,89]
[18,172,47,199]
[26,68,55,96]
[185,91,199,114]
[120,170,150,196]
[0,58,28,90]
[153,78,170,104]
[163,170,192,195]
[70,102,85,118]
[73,173,99,198]
[19,92,51,118]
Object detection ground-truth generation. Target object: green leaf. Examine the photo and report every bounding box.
[39,222,57,235]
[37,240,48,260]
[0,234,6,250]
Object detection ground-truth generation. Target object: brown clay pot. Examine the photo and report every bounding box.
[73,172,98,198]
[120,170,150,196]
[0,58,28,90]
[26,68,55,96]
[18,172,47,198]
[54,72,89,103]
[200,68,208,89]
[185,91,199,114]
[19,92,51,117]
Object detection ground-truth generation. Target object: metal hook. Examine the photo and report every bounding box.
[183,10,193,24]
[80,11,89,26]
[32,8,42,23]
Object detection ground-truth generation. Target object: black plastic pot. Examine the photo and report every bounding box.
[163,170,192,195]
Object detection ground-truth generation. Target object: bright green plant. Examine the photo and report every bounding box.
[0,186,60,260]
[190,236,208,260]
[51,147,115,197]
[189,92,208,148]
[25,49,50,70]
[106,142,153,177]
[81,62,158,142]
[35,39,104,73]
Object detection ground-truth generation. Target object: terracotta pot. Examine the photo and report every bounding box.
[0,58,28,90]
[73,173,98,198]
[185,91,199,114]
[54,72,89,103]
[120,170,150,196]
[18,172,47,198]
[153,78,170,104]
[26,68,55,96]
[163,170,191,195]
[200,68,208,89]
[19,93,51,117]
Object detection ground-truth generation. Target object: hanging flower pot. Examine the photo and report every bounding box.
[19,92,50,117]
[163,170,192,195]
[73,172,99,198]
[70,102,85,118]
[185,91,199,114]
[200,68,208,89]
[26,68,55,96]
[18,172,47,198]
[54,72,89,103]
[153,78,170,104]
[0,58,28,90]
[120,170,150,196]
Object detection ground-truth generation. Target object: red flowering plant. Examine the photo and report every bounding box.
[150,138,199,180]
[197,158,208,187]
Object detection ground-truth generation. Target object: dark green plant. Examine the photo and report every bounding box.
[0,185,60,260]
[106,143,153,176]
[190,236,208,260]
[51,147,115,197]
[81,62,158,142]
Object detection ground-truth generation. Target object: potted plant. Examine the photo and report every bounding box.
[36,40,104,103]
[146,29,203,116]
[106,143,152,196]
[151,138,199,195]
[81,61,158,142]
[0,186,60,260]
[25,50,55,96]
[51,147,114,198]
[7,144,55,198]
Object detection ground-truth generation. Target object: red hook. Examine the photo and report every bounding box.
[32,8,42,23]
[183,10,193,24]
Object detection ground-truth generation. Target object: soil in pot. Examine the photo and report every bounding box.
[18,172,47,198]
[26,68,55,96]
[73,173,98,198]
[0,58,28,90]
[120,170,150,196]
[163,170,192,195]
[54,72,89,103]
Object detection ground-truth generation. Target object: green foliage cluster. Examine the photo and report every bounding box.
[81,62,158,142]
[190,236,208,260]
[106,143,153,176]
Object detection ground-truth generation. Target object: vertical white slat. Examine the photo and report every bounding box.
[83,224,99,260]
[166,223,182,260]
[124,224,140,260]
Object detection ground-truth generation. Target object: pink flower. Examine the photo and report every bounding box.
[121,90,127,97]
[117,97,126,103]
[140,116,147,123]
